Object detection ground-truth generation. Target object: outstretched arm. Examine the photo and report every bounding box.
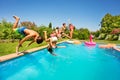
[26,40,35,47]
[43,31,50,42]
[43,31,53,47]
[16,35,33,53]
[113,46,120,51]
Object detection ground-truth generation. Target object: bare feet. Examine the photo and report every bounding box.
[17,52,22,55]
[13,16,20,20]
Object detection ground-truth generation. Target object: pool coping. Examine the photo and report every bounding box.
[0,40,67,62]
[1,40,119,62]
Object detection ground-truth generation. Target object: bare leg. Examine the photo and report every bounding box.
[12,16,20,30]
[69,30,73,39]
[62,33,71,39]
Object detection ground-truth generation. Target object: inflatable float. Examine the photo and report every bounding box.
[84,34,96,46]
[84,41,96,46]
[66,40,74,43]
[99,44,116,49]
[66,40,81,44]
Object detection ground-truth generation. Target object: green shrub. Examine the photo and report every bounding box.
[98,33,106,40]
[105,34,113,40]
[112,35,118,40]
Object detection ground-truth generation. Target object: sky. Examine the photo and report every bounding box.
[0,0,120,31]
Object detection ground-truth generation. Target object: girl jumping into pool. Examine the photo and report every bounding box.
[12,16,43,54]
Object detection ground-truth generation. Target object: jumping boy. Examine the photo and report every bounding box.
[12,16,43,54]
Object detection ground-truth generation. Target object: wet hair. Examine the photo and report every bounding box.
[47,47,53,54]
[36,36,43,44]
[47,47,57,56]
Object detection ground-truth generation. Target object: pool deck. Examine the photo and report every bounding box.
[0,41,66,62]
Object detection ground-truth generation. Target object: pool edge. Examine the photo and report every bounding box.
[0,40,67,62]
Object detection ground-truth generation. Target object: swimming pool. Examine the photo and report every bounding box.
[0,42,120,80]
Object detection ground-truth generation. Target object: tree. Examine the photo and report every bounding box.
[100,13,113,33]
[20,21,37,30]
[78,28,90,40]
[94,30,100,38]
[37,25,52,38]
[111,28,120,35]
[100,13,120,34]
[72,29,79,39]
[48,22,52,28]
[0,19,13,40]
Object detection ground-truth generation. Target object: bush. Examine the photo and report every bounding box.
[78,28,90,40]
[112,35,118,40]
[105,34,113,40]
[98,33,106,40]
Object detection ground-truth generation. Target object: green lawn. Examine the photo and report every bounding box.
[83,39,120,44]
[94,40,120,44]
[0,39,120,56]
[0,41,48,56]
[0,38,67,56]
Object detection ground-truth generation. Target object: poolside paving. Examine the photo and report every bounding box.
[0,40,66,62]
[0,45,47,62]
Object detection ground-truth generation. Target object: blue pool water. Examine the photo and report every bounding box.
[0,42,120,80]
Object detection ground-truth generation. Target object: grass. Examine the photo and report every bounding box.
[0,41,48,56]
[0,38,67,56]
[0,39,120,56]
[83,39,120,44]
[95,40,120,44]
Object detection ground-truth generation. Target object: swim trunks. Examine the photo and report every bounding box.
[14,27,26,36]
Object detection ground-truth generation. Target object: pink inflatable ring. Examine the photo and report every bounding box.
[84,34,96,46]
[84,41,96,46]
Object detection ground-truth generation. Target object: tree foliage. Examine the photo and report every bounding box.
[0,19,13,40]
[48,22,52,28]
[100,13,120,34]
[77,28,90,40]
[0,18,91,41]
[4,13,120,41]
[20,21,37,30]
[95,13,120,40]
